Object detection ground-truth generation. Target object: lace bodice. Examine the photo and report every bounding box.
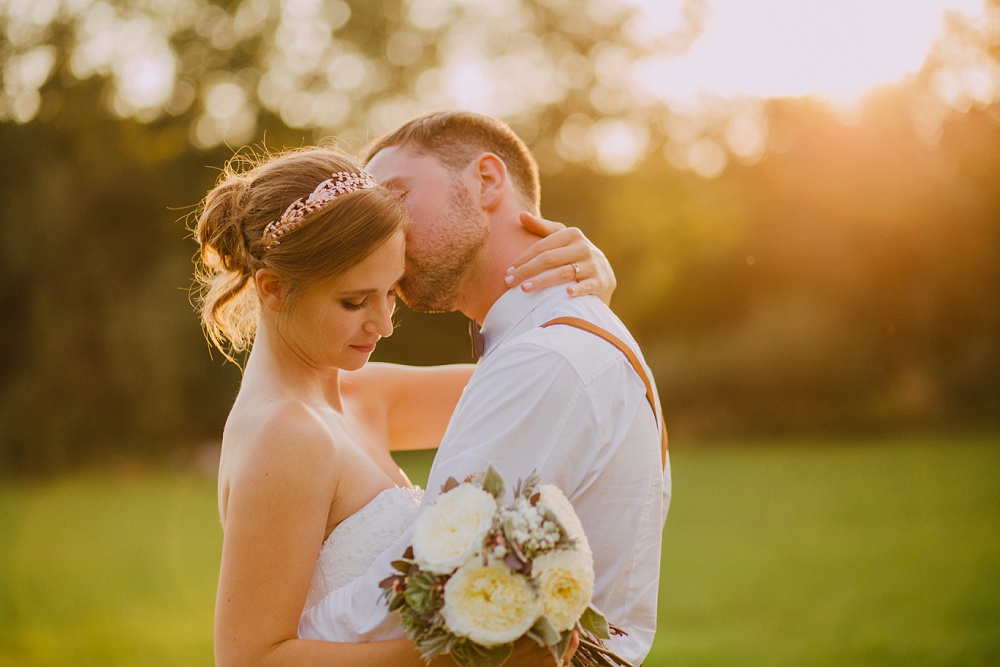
[304,486,423,610]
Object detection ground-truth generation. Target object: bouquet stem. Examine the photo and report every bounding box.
[573,636,634,667]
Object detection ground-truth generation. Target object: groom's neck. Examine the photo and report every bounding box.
[458,219,541,325]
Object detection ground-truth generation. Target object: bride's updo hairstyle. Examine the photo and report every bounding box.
[193,146,409,362]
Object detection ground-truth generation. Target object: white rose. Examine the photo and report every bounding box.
[412,484,496,574]
[536,485,589,552]
[442,560,542,646]
[532,548,595,632]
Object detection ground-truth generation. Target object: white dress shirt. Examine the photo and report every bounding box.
[300,285,672,664]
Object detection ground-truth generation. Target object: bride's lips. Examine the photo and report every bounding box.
[350,342,378,353]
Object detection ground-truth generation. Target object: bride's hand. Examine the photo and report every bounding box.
[506,212,617,306]
[506,630,580,666]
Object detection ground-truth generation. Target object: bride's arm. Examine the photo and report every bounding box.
[215,406,443,666]
[348,362,475,452]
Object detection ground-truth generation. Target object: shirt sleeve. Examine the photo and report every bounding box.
[298,341,602,641]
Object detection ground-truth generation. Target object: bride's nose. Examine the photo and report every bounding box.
[365,296,395,338]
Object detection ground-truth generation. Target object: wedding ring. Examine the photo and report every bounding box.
[572,263,580,280]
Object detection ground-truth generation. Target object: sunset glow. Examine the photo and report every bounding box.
[626,0,987,105]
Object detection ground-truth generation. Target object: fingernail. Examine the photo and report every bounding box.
[522,281,533,291]
[505,266,515,275]
[504,274,514,285]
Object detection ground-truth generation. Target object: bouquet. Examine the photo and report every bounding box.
[380,466,632,667]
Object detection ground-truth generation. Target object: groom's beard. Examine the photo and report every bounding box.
[399,181,488,313]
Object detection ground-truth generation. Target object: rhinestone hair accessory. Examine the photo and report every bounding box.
[262,170,379,248]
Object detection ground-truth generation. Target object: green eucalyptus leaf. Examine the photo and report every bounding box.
[391,559,412,574]
[580,605,611,639]
[482,465,505,499]
[524,629,545,647]
[515,469,541,499]
[450,639,514,667]
[418,631,456,662]
[531,615,561,646]
[553,631,573,664]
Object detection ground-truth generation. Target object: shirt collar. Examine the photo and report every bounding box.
[478,284,567,359]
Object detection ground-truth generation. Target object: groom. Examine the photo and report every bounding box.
[300,110,671,663]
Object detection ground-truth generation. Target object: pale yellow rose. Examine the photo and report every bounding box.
[531,548,594,632]
[442,560,542,646]
[412,484,496,574]
[536,484,590,552]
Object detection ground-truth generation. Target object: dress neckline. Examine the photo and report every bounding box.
[323,486,422,544]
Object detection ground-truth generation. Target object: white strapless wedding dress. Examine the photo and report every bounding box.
[304,486,423,610]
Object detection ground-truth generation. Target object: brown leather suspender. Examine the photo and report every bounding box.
[541,317,668,468]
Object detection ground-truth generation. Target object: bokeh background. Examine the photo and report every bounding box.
[1,0,998,665]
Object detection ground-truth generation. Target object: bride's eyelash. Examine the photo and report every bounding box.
[341,299,366,311]
[341,289,398,312]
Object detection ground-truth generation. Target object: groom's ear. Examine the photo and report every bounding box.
[475,153,506,212]
[255,268,285,312]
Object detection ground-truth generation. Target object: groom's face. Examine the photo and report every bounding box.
[366,144,489,313]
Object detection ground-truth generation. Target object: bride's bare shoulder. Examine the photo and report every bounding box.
[232,396,335,448]
[217,398,341,523]
[221,399,338,483]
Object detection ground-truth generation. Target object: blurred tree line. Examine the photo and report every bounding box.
[1,0,998,474]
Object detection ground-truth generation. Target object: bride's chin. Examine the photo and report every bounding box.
[340,355,373,372]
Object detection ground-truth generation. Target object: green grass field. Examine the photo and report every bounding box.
[1,436,997,666]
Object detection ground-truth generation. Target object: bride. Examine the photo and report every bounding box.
[193,145,615,666]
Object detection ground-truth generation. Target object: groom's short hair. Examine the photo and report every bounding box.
[360,110,541,214]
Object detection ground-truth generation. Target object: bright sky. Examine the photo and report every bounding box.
[626,0,987,105]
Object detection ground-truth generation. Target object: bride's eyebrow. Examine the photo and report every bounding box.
[337,273,405,297]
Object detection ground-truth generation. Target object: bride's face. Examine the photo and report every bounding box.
[282,231,405,371]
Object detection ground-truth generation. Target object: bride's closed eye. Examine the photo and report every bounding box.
[341,298,367,311]
[340,289,399,312]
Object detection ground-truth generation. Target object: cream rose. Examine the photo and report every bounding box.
[531,548,595,632]
[412,484,496,574]
[441,560,542,646]
[536,484,589,552]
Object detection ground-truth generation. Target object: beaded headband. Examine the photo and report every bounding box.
[262,170,379,249]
